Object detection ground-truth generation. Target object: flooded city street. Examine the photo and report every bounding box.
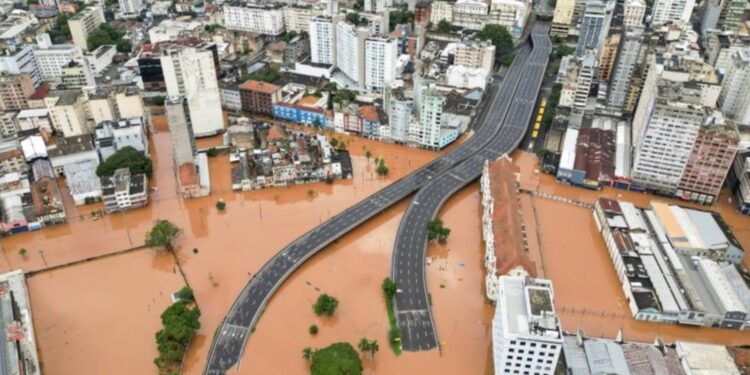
[10,113,750,375]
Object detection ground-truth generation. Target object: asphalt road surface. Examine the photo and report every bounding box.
[203,28,549,374]
[391,23,551,352]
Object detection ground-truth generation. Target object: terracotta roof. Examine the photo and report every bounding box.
[178,162,198,187]
[267,125,287,142]
[240,80,280,94]
[298,95,321,108]
[28,86,49,100]
[359,105,380,123]
[487,157,537,277]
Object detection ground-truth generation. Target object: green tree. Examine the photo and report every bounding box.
[145,219,181,252]
[309,324,318,335]
[437,19,451,33]
[175,286,194,302]
[216,200,226,211]
[282,30,298,42]
[358,338,379,357]
[346,11,361,25]
[381,277,397,300]
[329,137,339,148]
[389,10,414,31]
[96,146,153,177]
[313,293,339,316]
[204,23,223,32]
[376,159,389,176]
[311,343,362,375]
[251,67,280,83]
[364,150,372,161]
[426,219,451,243]
[552,45,575,59]
[499,53,516,67]
[303,347,314,361]
[154,300,201,371]
[474,24,513,56]
[18,248,27,257]
[312,118,322,127]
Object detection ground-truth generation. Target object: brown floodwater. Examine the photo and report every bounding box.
[27,250,184,375]
[514,151,750,345]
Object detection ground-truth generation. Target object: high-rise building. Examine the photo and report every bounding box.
[702,0,725,36]
[0,73,34,112]
[677,113,739,204]
[430,1,454,24]
[412,86,457,149]
[607,27,644,110]
[650,0,695,25]
[336,20,370,87]
[32,44,87,84]
[718,48,750,125]
[364,0,386,13]
[551,0,575,37]
[622,0,646,27]
[222,3,285,35]
[575,0,614,58]
[309,17,335,65]
[284,5,313,33]
[719,0,747,33]
[388,87,414,144]
[68,6,105,51]
[631,81,706,194]
[118,0,142,17]
[454,40,496,73]
[364,36,398,92]
[487,0,530,39]
[598,32,621,81]
[160,44,224,137]
[492,276,562,375]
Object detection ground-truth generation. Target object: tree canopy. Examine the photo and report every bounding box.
[313,294,339,316]
[87,24,130,52]
[310,342,363,375]
[426,219,451,242]
[96,146,152,177]
[145,220,181,252]
[389,10,414,31]
[250,67,280,83]
[154,300,201,373]
[282,30,298,43]
[474,24,513,56]
[381,277,397,300]
[437,19,451,33]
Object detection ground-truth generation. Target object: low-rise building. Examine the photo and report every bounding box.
[29,159,65,226]
[0,139,26,174]
[93,117,148,161]
[16,108,51,134]
[101,168,148,213]
[239,80,281,115]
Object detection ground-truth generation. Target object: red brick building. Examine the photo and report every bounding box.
[239,80,281,115]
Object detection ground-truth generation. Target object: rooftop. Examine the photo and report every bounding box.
[240,79,280,94]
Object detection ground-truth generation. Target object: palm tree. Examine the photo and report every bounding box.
[368,340,379,358]
[302,347,313,361]
[358,338,370,355]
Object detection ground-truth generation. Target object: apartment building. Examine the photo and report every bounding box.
[239,80,281,115]
[101,168,148,213]
[60,61,94,89]
[222,2,285,36]
[575,0,614,58]
[622,0,646,27]
[309,17,335,65]
[160,44,224,137]
[650,0,695,25]
[492,276,562,375]
[94,117,148,161]
[0,72,33,111]
[454,40,496,73]
[412,86,458,149]
[387,87,413,144]
[718,48,750,125]
[364,36,398,92]
[284,6,314,33]
[430,1,454,24]
[0,44,42,88]
[32,43,87,84]
[118,0,142,17]
[336,20,369,87]
[551,0,575,37]
[68,6,105,51]
[607,27,644,111]
[46,90,89,137]
[598,33,621,82]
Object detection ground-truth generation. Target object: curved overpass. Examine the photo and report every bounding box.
[391,24,551,352]
[204,33,540,374]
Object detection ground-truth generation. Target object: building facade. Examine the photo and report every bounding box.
[101,168,148,213]
[364,36,397,92]
[222,3,285,36]
[239,80,281,115]
[68,6,105,51]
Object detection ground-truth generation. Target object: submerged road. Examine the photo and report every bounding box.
[391,24,551,352]
[204,33,538,374]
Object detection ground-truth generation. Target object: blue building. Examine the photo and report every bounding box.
[272,104,327,127]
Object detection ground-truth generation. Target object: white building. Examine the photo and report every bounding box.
[488,0,531,38]
[336,20,369,88]
[0,44,42,88]
[607,27,644,111]
[650,0,695,25]
[412,86,457,149]
[453,0,489,30]
[46,90,89,137]
[493,276,562,375]
[84,44,116,77]
[718,48,750,125]
[148,19,203,44]
[222,3,285,36]
[118,0,142,17]
[284,6,313,33]
[101,167,148,213]
[68,6,105,51]
[32,44,87,84]
[623,0,646,27]
[387,87,413,143]
[94,117,148,161]
[160,44,224,137]
[551,0,575,36]
[575,0,614,58]
[446,65,490,89]
[309,17,335,65]
[631,88,705,193]
[364,36,397,92]
[430,1,454,24]
[454,40,496,73]
[16,109,51,133]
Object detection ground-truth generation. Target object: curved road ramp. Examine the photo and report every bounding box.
[204,23,551,375]
[391,23,551,352]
